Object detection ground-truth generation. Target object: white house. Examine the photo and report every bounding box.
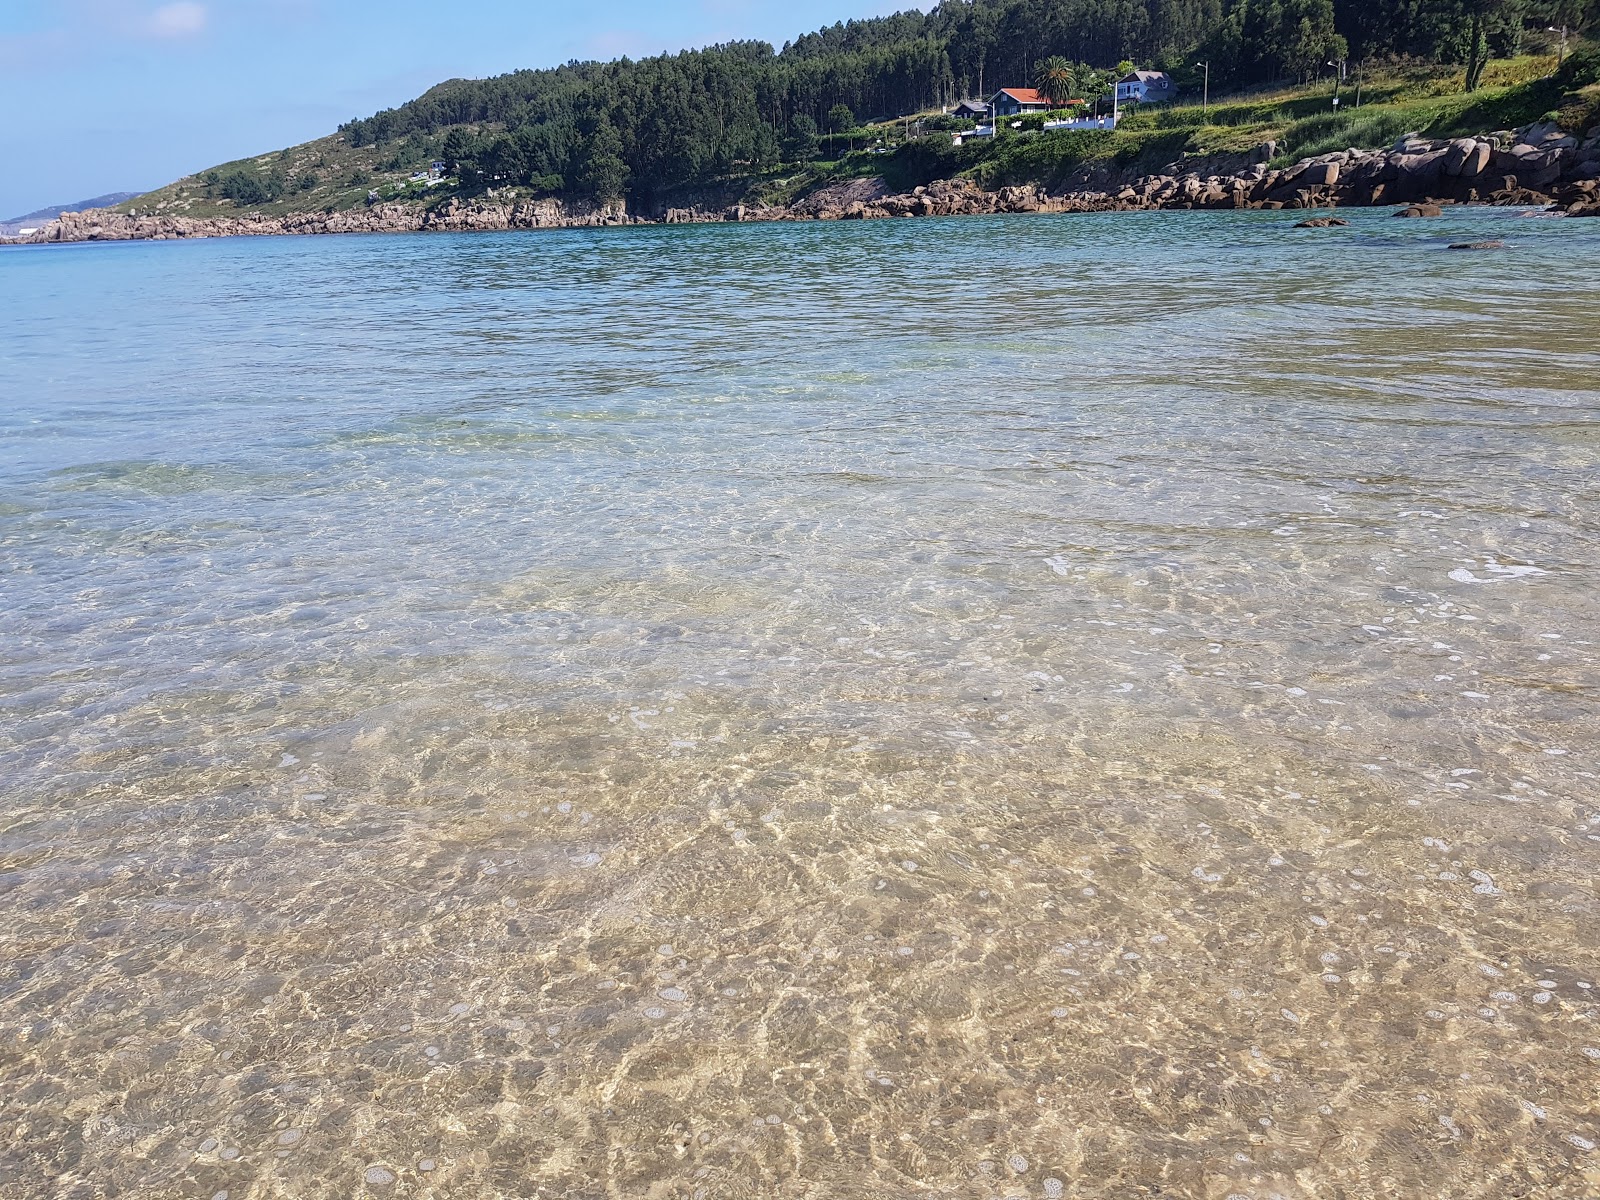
[1115,70,1175,103]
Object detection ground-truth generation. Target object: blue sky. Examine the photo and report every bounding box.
[0,0,916,219]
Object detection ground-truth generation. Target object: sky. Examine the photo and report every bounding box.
[0,0,917,219]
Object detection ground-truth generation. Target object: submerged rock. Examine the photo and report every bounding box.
[1448,240,1507,249]
[1396,203,1445,218]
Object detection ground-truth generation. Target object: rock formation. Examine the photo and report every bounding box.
[10,118,1599,245]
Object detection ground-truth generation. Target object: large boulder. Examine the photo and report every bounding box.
[1392,133,1439,155]
[1443,139,1475,174]
[1443,139,1493,178]
[1300,161,1340,188]
[1495,145,1566,189]
[1519,119,1563,146]
[1265,160,1334,203]
[1555,180,1600,215]
[1339,153,1383,187]
[997,185,1043,212]
[1486,182,1551,206]
[790,177,891,219]
[1395,202,1444,218]
[1384,151,1446,201]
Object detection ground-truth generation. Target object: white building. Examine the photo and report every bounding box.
[1115,71,1175,103]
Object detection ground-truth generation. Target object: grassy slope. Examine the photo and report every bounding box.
[751,50,1596,203]
[858,51,1592,191]
[109,129,464,219]
[110,49,1597,221]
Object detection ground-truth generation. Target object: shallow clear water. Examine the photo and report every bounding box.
[3,209,1600,1199]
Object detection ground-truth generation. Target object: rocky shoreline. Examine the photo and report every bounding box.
[10,119,1599,246]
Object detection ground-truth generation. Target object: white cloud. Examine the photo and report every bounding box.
[149,2,208,37]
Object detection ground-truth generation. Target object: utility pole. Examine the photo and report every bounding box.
[1549,25,1569,66]
[1200,60,1209,122]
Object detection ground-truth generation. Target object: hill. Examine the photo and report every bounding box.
[1,192,141,234]
[106,0,1597,222]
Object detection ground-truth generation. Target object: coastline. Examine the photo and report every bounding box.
[8,119,1599,246]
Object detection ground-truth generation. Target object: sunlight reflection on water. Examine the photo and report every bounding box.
[2,210,1599,1198]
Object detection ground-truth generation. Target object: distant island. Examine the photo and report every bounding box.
[1,193,141,237]
[9,0,1599,243]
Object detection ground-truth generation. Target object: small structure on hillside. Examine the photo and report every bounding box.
[990,88,1053,117]
[1043,114,1119,132]
[1115,71,1175,103]
[950,99,990,120]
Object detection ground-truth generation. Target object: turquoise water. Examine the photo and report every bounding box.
[3,210,1600,1199]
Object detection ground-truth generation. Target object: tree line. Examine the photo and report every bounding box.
[338,0,1595,203]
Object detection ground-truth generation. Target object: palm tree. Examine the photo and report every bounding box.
[1033,56,1076,109]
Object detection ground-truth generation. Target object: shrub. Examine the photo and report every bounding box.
[1109,129,1188,168]
[883,135,970,189]
[216,167,281,205]
[1157,100,1290,129]
[1556,43,1600,90]
[982,130,1115,187]
[1277,108,1414,159]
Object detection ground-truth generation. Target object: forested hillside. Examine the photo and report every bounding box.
[146,0,1594,216]
[332,0,1591,203]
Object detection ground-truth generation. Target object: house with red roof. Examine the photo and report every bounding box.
[989,88,1054,118]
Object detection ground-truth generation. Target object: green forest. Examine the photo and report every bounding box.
[333,0,1593,204]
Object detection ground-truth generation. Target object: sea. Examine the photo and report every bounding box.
[3,209,1599,1199]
